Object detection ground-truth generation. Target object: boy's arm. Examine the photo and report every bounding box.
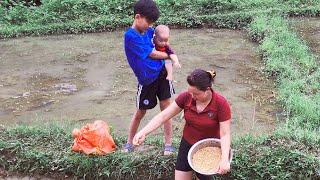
[149,50,170,60]
[125,31,167,61]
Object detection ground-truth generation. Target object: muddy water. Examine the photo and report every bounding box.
[0,29,278,137]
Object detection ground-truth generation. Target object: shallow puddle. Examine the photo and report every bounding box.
[0,29,278,137]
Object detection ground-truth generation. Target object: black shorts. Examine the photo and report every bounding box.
[176,138,213,180]
[136,68,175,110]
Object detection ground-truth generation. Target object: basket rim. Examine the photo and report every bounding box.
[187,138,233,175]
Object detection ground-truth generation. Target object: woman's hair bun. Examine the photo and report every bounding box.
[206,70,216,80]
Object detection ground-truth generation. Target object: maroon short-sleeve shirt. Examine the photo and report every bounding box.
[175,89,231,144]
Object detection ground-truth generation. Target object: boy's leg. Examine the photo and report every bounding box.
[160,98,173,146]
[157,67,175,155]
[124,82,158,152]
[164,60,173,81]
[126,109,147,145]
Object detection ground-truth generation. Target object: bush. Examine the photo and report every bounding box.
[0,0,319,38]
[1,125,319,179]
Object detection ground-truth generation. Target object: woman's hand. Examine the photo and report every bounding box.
[133,132,146,146]
[218,120,231,174]
[217,159,230,174]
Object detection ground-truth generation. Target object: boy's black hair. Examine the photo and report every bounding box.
[134,0,160,22]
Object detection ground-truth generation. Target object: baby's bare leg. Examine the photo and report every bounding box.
[165,60,173,81]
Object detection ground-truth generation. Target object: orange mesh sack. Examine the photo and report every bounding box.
[71,120,116,155]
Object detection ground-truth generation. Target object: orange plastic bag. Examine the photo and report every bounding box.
[71,120,116,155]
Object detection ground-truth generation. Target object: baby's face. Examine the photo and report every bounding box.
[154,33,169,48]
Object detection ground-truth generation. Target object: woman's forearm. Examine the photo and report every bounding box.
[220,120,231,161]
[139,102,182,136]
[220,132,231,161]
[140,112,167,136]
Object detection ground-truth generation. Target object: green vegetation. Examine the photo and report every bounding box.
[0,0,319,38]
[0,0,320,179]
[227,127,320,179]
[248,15,320,130]
[0,124,176,179]
[1,125,319,179]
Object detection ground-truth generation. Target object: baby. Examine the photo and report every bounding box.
[153,25,181,81]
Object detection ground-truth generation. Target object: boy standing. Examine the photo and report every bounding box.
[123,0,175,155]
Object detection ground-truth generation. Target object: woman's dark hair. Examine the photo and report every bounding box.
[134,0,160,23]
[187,69,216,91]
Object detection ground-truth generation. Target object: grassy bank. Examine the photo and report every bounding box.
[0,125,319,179]
[0,0,320,38]
[1,0,320,179]
[248,15,320,130]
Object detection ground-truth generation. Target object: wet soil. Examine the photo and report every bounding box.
[0,29,278,137]
[291,17,320,56]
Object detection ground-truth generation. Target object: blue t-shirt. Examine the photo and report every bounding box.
[124,27,164,85]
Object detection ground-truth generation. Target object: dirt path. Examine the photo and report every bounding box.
[0,29,278,137]
[291,17,320,55]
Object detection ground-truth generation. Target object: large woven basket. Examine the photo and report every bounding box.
[187,138,233,175]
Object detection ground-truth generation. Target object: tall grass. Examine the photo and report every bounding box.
[1,124,319,179]
[248,15,320,130]
[0,0,319,38]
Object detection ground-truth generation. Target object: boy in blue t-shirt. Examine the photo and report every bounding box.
[123,0,175,155]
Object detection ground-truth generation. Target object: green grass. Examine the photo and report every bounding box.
[0,0,319,38]
[248,15,320,130]
[227,127,320,179]
[0,124,176,179]
[1,0,320,179]
[1,125,319,179]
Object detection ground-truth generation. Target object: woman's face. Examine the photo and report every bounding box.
[188,86,210,102]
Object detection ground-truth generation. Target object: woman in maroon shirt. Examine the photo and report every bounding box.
[133,69,231,180]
